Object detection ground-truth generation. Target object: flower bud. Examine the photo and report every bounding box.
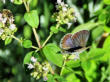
[31,56,37,63]
[0,28,4,36]
[27,63,34,70]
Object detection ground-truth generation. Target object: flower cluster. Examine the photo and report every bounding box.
[52,0,77,28]
[27,56,50,81]
[1,0,14,4]
[0,9,17,40]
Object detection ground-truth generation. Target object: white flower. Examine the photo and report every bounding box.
[2,18,7,24]
[0,28,4,36]
[73,52,80,61]
[10,0,14,3]
[9,18,14,24]
[27,63,34,70]
[67,22,72,29]
[57,0,62,4]
[43,67,48,71]
[31,56,37,63]
[0,13,2,18]
[62,7,67,12]
[43,76,48,81]
[9,24,16,30]
[2,0,6,4]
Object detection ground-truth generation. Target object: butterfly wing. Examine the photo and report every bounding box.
[71,30,89,48]
[60,34,74,50]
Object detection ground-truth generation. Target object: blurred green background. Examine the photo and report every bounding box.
[0,0,110,82]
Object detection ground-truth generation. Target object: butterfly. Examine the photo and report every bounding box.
[60,30,90,60]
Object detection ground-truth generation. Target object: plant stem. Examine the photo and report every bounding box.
[31,45,39,50]
[32,28,42,48]
[11,35,22,43]
[23,0,29,12]
[42,23,60,47]
[11,35,39,50]
[60,55,67,76]
[42,33,53,47]
[49,63,55,75]
[23,1,41,48]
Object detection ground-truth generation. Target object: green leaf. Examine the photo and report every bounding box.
[47,74,55,82]
[59,27,66,32]
[104,25,110,33]
[14,0,23,5]
[5,37,12,45]
[23,51,34,64]
[72,22,104,33]
[54,74,66,82]
[23,25,32,39]
[30,0,38,9]
[50,26,59,34]
[88,48,105,61]
[98,12,106,21]
[22,40,32,48]
[103,35,110,52]
[66,73,80,82]
[66,60,80,68]
[43,43,63,67]
[24,10,39,28]
[81,61,97,82]
[92,26,104,40]
[104,0,110,5]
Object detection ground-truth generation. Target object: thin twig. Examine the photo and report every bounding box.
[42,23,60,47]
[11,35,39,50]
[11,35,22,43]
[49,63,55,74]
[32,28,42,48]
[42,33,53,47]
[60,55,67,76]
[23,0,29,12]
[31,46,39,50]
[23,1,41,48]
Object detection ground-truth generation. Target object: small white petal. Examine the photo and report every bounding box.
[31,56,37,63]
[43,76,48,81]
[43,67,48,71]
[57,0,62,4]
[61,2,65,6]
[0,13,3,22]
[73,52,80,61]
[62,7,67,12]
[9,24,16,30]
[27,64,34,70]
[0,13,2,18]
[2,0,6,4]
[67,22,72,29]
[2,18,7,24]
[10,0,14,3]
[0,28,4,36]
[9,18,14,23]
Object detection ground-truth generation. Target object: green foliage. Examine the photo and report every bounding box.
[13,0,23,5]
[22,40,32,48]
[66,60,80,68]
[43,43,63,67]
[5,37,12,45]
[66,73,80,82]
[23,51,34,64]
[50,26,59,34]
[72,22,104,33]
[1,0,110,82]
[23,25,32,39]
[24,10,39,28]
[104,0,110,5]
[47,74,66,82]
